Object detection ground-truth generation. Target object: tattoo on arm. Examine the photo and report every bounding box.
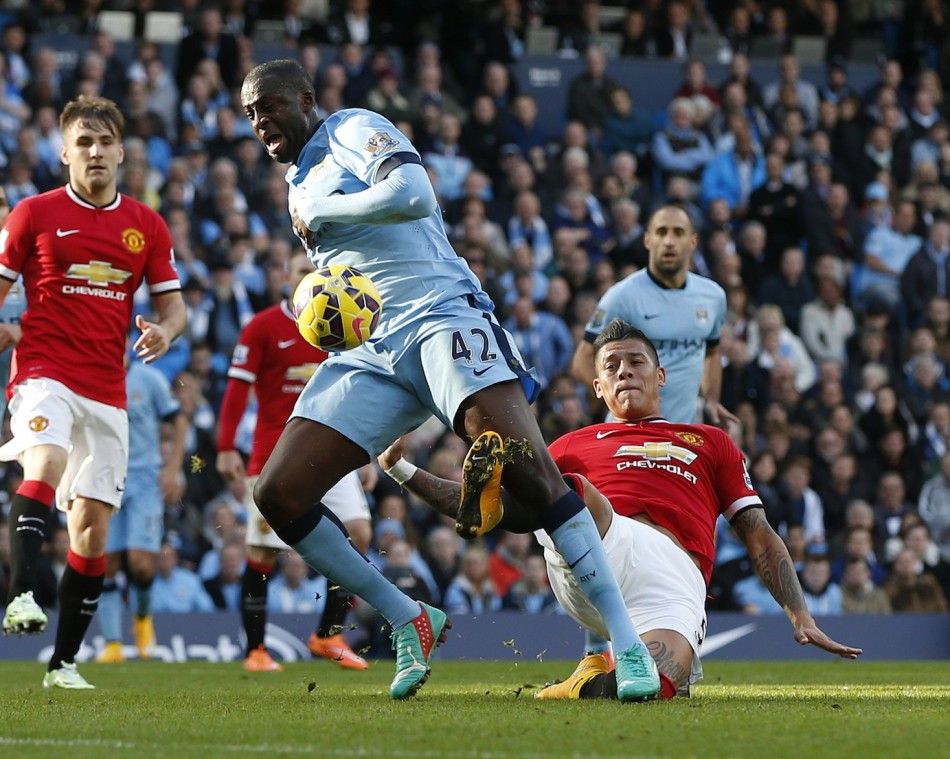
[404,469,461,519]
[731,508,808,615]
[645,640,690,688]
[406,469,539,533]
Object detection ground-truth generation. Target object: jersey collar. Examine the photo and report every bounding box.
[280,300,296,321]
[66,183,121,211]
[646,267,687,290]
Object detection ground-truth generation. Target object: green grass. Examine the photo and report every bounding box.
[1,660,948,758]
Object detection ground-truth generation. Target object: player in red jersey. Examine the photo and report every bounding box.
[0,96,185,690]
[380,320,862,699]
[217,252,372,673]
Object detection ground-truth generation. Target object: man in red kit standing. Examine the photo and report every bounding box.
[0,95,185,690]
[217,252,372,673]
[381,320,861,699]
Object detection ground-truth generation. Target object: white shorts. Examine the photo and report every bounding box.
[538,515,707,684]
[0,377,129,510]
[244,470,371,549]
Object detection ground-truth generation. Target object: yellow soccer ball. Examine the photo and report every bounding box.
[292,264,383,351]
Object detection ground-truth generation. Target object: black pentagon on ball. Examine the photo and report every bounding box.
[325,307,345,340]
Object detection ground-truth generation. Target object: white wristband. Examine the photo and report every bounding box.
[385,458,418,486]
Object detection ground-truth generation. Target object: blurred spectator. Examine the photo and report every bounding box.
[443,543,502,614]
[424,113,473,202]
[567,46,618,132]
[764,55,819,127]
[152,542,215,613]
[267,550,326,614]
[831,526,887,586]
[176,5,240,92]
[204,541,245,610]
[841,557,892,613]
[884,548,949,612]
[421,526,461,603]
[507,191,553,272]
[489,532,532,598]
[779,457,826,545]
[382,539,434,606]
[748,151,802,263]
[800,257,855,363]
[800,546,843,615]
[700,123,766,214]
[655,0,693,60]
[919,450,950,563]
[749,304,818,393]
[601,86,655,159]
[504,296,573,389]
[503,555,558,612]
[901,218,950,327]
[651,98,714,190]
[874,471,915,543]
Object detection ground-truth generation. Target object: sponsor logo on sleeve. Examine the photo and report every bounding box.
[364,131,398,155]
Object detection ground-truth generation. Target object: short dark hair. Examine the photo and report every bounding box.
[646,203,694,233]
[245,59,315,99]
[592,319,660,366]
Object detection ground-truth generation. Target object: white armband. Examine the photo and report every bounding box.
[385,458,418,486]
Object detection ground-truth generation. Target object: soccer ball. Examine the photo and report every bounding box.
[292,264,383,351]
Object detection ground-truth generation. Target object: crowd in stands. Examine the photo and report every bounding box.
[0,1,949,632]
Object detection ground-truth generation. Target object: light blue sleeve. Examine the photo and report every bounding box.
[148,365,181,419]
[709,284,727,343]
[193,576,216,612]
[584,282,630,341]
[329,110,418,187]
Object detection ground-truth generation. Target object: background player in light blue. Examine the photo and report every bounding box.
[572,204,733,426]
[241,59,660,701]
[97,351,187,661]
[0,188,24,422]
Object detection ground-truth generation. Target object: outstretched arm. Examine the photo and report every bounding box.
[731,507,862,659]
[377,438,540,534]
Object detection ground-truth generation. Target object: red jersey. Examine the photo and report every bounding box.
[218,302,328,475]
[548,419,761,585]
[0,186,180,408]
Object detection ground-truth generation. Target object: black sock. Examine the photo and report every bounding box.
[317,584,353,638]
[7,491,52,602]
[241,562,271,653]
[48,563,104,671]
[579,671,618,700]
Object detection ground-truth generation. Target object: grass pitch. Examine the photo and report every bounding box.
[0,659,947,758]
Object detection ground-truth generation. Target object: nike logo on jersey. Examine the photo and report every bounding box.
[596,430,620,439]
[278,339,297,349]
[56,228,80,237]
[82,596,101,605]
[17,515,45,524]
[643,313,660,320]
[473,367,491,376]
[566,548,592,571]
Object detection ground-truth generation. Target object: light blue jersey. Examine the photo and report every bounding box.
[286,108,492,336]
[126,362,180,474]
[0,278,26,417]
[585,270,726,423]
[106,362,181,554]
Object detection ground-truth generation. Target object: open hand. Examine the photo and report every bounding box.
[134,314,172,364]
[794,619,863,659]
[377,435,409,471]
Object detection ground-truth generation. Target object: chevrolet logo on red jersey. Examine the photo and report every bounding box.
[614,441,698,464]
[285,363,319,382]
[65,261,132,286]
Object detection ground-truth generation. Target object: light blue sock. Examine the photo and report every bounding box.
[98,580,123,643]
[585,630,612,655]
[549,508,643,653]
[292,507,420,630]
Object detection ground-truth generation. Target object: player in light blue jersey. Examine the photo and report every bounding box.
[0,277,26,419]
[96,355,186,662]
[241,59,660,701]
[0,188,22,421]
[573,204,733,426]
